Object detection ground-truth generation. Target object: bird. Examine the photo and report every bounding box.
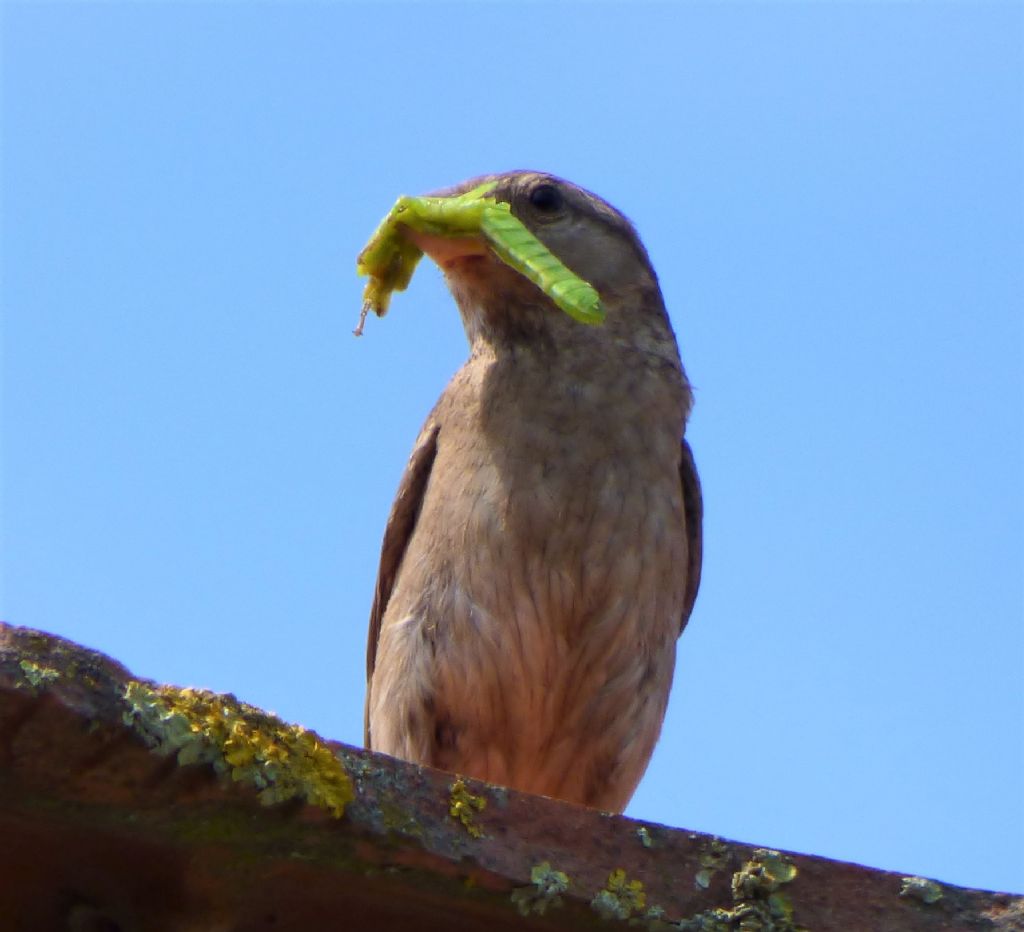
[364,171,702,812]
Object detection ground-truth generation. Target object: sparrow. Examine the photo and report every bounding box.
[364,171,702,812]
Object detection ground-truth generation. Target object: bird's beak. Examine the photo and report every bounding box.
[399,227,490,270]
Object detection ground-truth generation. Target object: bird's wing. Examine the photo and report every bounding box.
[364,420,440,745]
[679,438,704,634]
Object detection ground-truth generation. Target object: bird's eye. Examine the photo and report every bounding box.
[529,184,563,213]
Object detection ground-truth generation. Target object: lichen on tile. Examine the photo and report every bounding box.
[591,868,647,920]
[677,850,803,931]
[510,861,570,916]
[448,777,486,837]
[17,659,60,689]
[122,680,354,818]
[696,837,732,889]
[900,876,943,905]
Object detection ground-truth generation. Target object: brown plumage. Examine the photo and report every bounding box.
[364,171,702,811]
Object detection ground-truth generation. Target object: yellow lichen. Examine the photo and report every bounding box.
[732,849,799,900]
[679,850,803,932]
[591,868,647,919]
[122,681,354,818]
[18,659,60,689]
[448,777,486,837]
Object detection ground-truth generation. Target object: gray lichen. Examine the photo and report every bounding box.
[695,838,732,890]
[900,876,943,905]
[510,861,570,916]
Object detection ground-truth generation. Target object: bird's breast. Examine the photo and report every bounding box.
[424,347,689,648]
[369,346,690,808]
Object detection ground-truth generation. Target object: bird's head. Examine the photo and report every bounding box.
[403,171,678,360]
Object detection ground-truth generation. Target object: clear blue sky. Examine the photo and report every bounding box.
[2,1,1021,896]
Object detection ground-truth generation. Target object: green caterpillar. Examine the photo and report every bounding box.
[355,181,604,335]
